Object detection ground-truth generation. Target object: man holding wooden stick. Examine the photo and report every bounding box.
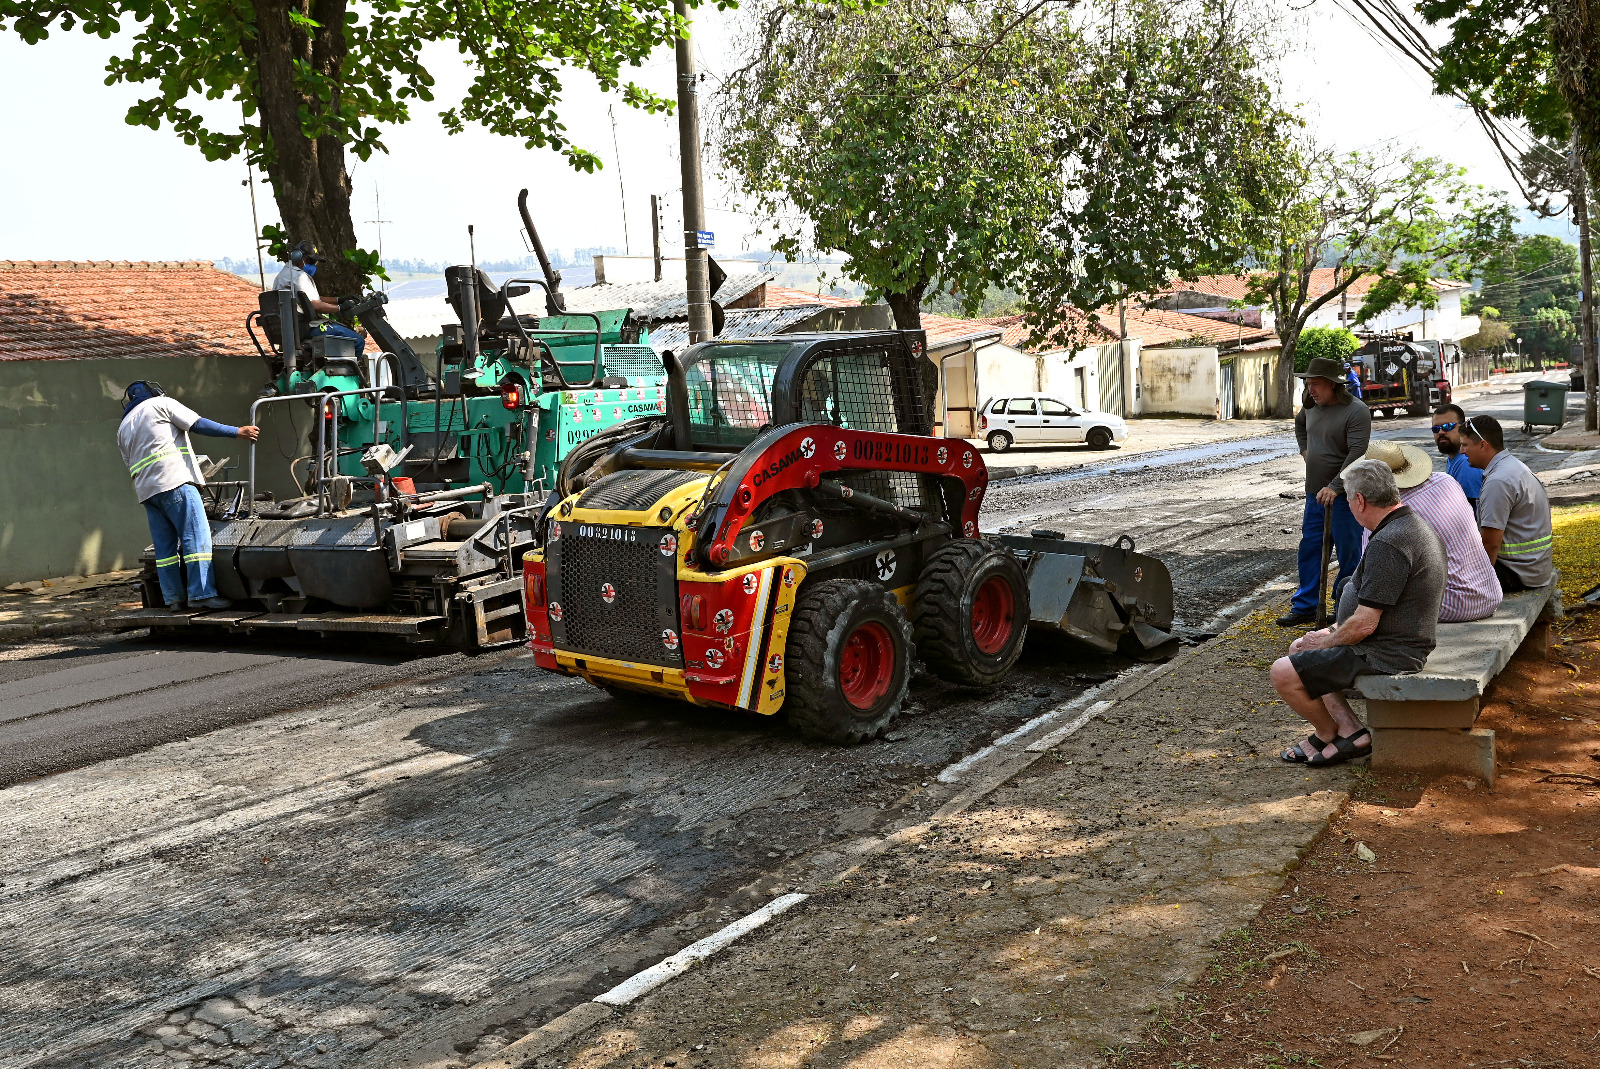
[1280,357,1372,628]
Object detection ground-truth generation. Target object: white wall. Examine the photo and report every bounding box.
[1304,286,1471,340]
[975,341,1040,403]
[1138,346,1221,417]
[1039,346,1104,412]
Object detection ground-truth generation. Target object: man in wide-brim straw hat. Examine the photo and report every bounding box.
[1280,356,1372,627]
[1355,440,1501,623]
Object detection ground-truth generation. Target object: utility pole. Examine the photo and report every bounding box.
[674,0,713,343]
[651,194,664,282]
[1573,131,1598,431]
[365,186,392,292]
[243,161,265,289]
[609,104,631,255]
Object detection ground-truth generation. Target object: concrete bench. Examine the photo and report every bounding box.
[1355,581,1560,785]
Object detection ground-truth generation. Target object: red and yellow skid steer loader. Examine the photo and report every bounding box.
[522,331,1176,742]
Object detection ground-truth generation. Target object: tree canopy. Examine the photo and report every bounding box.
[1294,326,1361,372]
[714,0,1065,329]
[1237,145,1513,414]
[1470,233,1581,362]
[1,0,706,294]
[1419,0,1600,190]
[713,0,1292,336]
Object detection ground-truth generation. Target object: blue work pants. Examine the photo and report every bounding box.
[143,484,216,606]
[1291,492,1364,616]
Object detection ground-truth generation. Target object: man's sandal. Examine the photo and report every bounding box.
[1305,732,1373,768]
[1280,735,1333,763]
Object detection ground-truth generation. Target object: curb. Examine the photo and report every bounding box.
[481,576,1308,1065]
[0,618,121,645]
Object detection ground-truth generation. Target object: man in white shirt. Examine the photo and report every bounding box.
[117,381,259,610]
[272,240,366,357]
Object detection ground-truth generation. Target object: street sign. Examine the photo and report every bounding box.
[691,230,714,249]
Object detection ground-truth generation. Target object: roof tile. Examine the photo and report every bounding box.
[1160,268,1467,303]
[0,260,264,362]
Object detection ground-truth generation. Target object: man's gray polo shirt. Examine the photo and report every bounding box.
[1478,450,1553,587]
[1334,506,1446,674]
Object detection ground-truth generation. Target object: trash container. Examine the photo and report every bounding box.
[1522,380,1569,432]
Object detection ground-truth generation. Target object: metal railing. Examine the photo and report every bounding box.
[323,386,408,515]
[246,391,325,518]
[245,386,407,518]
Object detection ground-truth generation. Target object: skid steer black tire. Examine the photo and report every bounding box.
[912,539,1030,687]
[784,579,912,744]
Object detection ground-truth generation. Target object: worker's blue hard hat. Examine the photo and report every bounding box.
[121,380,165,415]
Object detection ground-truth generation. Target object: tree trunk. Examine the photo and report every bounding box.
[1274,338,1298,419]
[251,0,363,301]
[884,283,928,330]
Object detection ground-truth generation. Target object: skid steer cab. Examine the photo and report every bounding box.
[522,331,1177,742]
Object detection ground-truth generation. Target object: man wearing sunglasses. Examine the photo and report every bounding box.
[1430,403,1482,512]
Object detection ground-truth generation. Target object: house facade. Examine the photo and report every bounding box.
[1153,270,1478,344]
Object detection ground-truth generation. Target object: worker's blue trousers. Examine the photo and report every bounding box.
[1290,493,1364,616]
[143,484,217,606]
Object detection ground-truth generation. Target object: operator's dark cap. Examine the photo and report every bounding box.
[1296,357,1345,382]
[294,240,324,264]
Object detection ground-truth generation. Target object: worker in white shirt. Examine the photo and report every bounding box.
[272,239,365,354]
[117,382,259,610]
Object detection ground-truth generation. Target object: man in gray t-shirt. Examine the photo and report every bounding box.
[1270,459,1446,767]
[1461,414,1553,592]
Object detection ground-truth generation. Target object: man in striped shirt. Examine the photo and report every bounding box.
[1354,441,1501,622]
[1461,415,1554,592]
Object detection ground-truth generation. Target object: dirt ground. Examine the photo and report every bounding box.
[549,601,1356,1069]
[1113,610,1600,1069]
[0,569,143,643]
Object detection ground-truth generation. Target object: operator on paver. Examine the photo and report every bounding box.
[1279,356,1373,628]
[118,381,259,611]
[273,239,365,355]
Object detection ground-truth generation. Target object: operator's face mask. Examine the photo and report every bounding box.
[302,263,318,277]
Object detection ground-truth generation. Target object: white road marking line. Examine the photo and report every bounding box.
[593,892,809,1006]
[1025,700,1115,753]
[1188,572,1295,637]
[935,668,1148,783]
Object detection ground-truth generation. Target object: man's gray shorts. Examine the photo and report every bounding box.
[1288,646,1375,699]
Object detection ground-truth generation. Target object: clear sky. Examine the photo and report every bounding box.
[0,0,1577,269]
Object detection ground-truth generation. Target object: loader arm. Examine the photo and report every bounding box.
[349,292,433,392]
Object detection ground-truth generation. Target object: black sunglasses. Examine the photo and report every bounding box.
[1430,421,1458,433]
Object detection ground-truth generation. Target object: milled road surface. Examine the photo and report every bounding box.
[0,394,1585,1069]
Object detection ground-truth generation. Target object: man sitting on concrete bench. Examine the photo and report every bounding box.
[1272,460,1447,767]
[1354,440,1501,623]
[1460,414,1553,594]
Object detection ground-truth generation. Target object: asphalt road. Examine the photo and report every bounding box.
[0,389,1583,1069]
[0,634,489,788]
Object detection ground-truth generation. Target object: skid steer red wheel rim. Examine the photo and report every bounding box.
[971,575,1017,655]
[839,620,895,710]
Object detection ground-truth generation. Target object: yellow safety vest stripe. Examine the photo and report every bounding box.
[128,445,192,476]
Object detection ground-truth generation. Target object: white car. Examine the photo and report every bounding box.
[979,394,1128,452]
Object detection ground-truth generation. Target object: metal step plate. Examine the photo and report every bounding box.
[290,614,447,634]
